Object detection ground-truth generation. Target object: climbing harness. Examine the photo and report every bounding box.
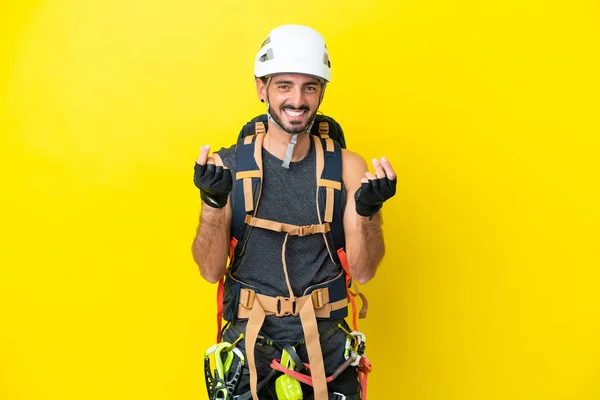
[205,115,371,400]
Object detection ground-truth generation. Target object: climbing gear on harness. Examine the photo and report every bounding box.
[275,347,303,400]
[204,336,245,399]
[254,25,332,83]
[194,163,233,209]
[269,324,371,399]
[354,176,397,220]
[337,324,371,400]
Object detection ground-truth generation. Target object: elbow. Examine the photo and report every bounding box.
[193,258,224,284]
[353,270,375,285]
[201,271,222,284]
[192,248,223,284]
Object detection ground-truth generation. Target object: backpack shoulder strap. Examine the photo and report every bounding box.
[313,114,347,149]
[312,135,345,265]
[231,128,265,257]
[238,115,269,141]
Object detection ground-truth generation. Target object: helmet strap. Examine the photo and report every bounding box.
[281,133,299,169]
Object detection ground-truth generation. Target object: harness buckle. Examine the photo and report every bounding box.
[239,289,256,309]
[311,289,326,309]
[296,225,315,237]
[275,296,298,317]
[331,393,346,400]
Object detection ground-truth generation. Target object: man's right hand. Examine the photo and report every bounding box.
[193,145,232,209]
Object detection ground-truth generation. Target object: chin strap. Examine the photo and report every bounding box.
[281,133,299,169]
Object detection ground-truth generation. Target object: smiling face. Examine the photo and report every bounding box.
[257,74,325,134]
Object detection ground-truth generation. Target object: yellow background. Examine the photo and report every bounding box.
[1,0,599,399]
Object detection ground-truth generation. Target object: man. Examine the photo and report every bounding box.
[192,24,396,400]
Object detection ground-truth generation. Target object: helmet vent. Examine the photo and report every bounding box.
[259,48,274,63]
[260,37,271,49]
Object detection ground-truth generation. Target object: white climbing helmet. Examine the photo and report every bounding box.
[254,25,332,82]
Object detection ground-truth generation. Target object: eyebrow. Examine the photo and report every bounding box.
[273,79,320,86]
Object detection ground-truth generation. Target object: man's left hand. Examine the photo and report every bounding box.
[354,157,397,219]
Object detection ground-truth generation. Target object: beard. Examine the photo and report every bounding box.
[269,104,317,134]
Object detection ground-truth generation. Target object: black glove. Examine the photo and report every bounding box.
[193,163,233,208]
[354,177,397,219]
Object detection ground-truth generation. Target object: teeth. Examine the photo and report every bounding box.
[284,109,304,117]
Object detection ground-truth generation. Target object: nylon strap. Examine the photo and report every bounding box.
[236,289,348,319]
[313,136,337,264]
[255,121,266,135]
[318,121,329,139]
[216,277,225,343]
[337,248,358,331]
[245,298,266,400]
[299,296,328,399]
[244,215,330,236]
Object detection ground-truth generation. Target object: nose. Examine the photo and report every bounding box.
[289,86,303,108]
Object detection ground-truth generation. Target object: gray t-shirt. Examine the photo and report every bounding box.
[217,136,350,375]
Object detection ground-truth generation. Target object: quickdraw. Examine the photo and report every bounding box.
[204,335,245,400]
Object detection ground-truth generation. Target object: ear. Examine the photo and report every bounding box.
[256,77,267,103]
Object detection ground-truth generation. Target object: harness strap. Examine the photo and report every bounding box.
[237,289,348,319]
[245,297,266,400]
[299,295,328,400]
[244,295,330,400]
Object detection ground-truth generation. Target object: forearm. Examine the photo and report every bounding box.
[191,205,230,283]
[345,213,385,284]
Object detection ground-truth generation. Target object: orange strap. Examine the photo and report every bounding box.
[216,277,225,343]
[216,238,238,342]
[337,248,358,331]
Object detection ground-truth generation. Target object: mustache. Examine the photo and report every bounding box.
[280,104,309,111]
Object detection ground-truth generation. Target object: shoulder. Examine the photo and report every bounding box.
[341,149,368,170]
[341,149,368,193]
[213,143,237,171]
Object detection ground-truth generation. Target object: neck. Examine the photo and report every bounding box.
[263,122,311,162]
